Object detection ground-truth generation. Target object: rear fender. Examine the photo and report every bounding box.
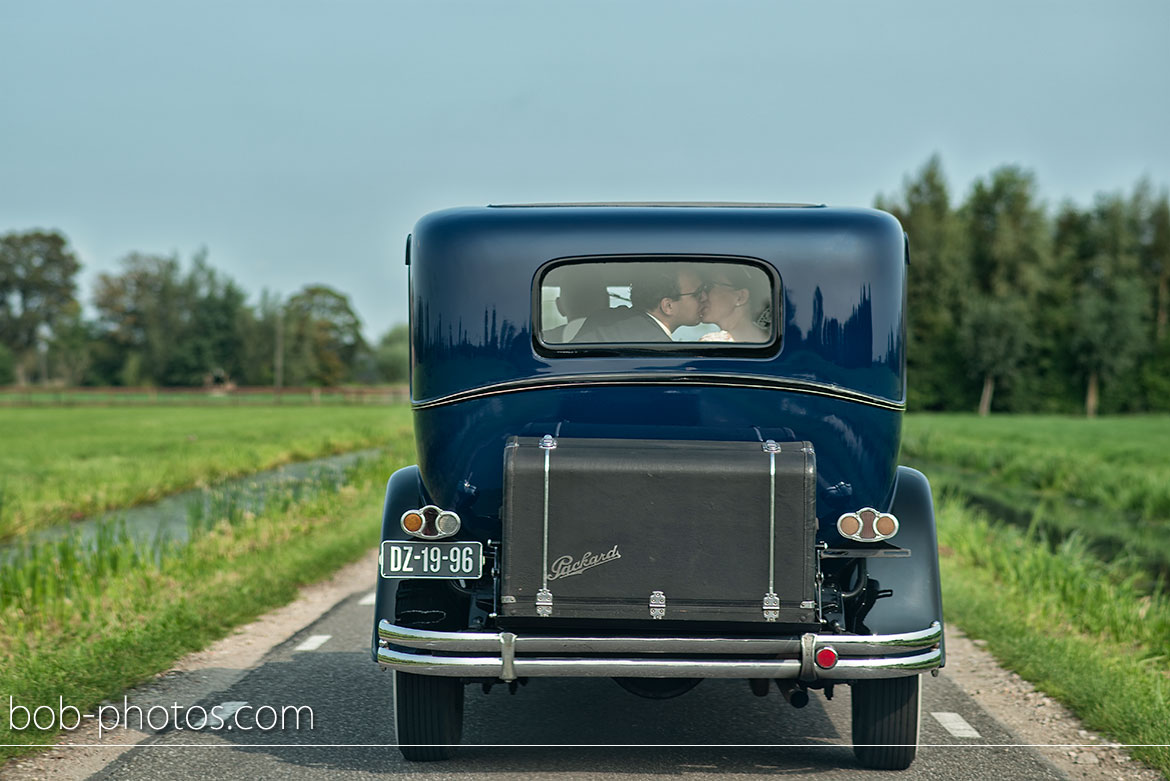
[370,465,422,660]
[863,466,945,665]
[370,465,475,662]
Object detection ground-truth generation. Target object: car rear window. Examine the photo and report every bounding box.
[538,259,776,347]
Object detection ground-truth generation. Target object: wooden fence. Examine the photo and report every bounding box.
[0,385,409,406]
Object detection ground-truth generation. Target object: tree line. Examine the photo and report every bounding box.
[2,157,1168,414]
[877,156,1168,416]
[0,241,408,388]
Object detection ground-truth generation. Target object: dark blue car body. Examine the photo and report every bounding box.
[374,204,942,770]
[413,204,903,527]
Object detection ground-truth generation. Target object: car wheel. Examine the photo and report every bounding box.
[850,674,921,770]
[394,671,464,761]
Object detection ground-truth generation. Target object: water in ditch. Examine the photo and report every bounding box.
[1,448,382,561]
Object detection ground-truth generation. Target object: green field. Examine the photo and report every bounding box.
[908,414,1170,776]
[902,414,1170,581]
[0,405,411,539]
[0,418,416,761]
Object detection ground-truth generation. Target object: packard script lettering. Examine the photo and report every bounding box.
[546,545,621,580]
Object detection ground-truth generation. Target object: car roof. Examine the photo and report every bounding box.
[487,201,825,208]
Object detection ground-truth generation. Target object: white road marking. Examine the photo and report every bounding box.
[359,591,377,605]
[189,701,248,729]
[295,634,332,651]
[217,701,249,719]
[932,711,982,738]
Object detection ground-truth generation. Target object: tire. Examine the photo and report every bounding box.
[851,674,921,770]
[394,671,464,761]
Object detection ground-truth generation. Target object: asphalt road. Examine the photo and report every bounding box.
[89,587,1067,781]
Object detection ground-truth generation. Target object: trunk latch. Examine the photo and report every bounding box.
[763,592,780,621]
[649,590,667,619]
[536,588,553,617]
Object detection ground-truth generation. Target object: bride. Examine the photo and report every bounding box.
[698,267,769,343]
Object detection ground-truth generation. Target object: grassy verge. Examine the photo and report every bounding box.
[0,431,414,761]
[902,414,1170,519]
[937,496,1170,776]
[910,456,1170,584]
[0,405,410,538]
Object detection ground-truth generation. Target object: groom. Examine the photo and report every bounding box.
[574,265,707,343]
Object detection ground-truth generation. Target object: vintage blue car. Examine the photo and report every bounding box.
[371,203,943,770]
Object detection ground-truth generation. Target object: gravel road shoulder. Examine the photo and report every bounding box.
[942,625,1162,781]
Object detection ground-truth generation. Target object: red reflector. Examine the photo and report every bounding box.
[815,647,838,669]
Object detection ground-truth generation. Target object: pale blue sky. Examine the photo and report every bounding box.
[2,0,1167,338]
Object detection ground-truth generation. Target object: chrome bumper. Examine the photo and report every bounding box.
[376,620,942,681]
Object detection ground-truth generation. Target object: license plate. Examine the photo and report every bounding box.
[380,541,484,579]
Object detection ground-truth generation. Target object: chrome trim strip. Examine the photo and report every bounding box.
[820,622,942,653]
[540,437,553,595]
[766,441,777,593]
[380,621,800,653]
[411,373,906,412]
[375,645,940,680]
[377,620,941,656]
[824,649,942,679]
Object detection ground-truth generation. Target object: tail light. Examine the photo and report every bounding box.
[815,646,839,669]
[836,507,899,542]
[400,505,462,539]
[401,511,424,533]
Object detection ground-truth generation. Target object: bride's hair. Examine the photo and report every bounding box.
[708,265,769,324]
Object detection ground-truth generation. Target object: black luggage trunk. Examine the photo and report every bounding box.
[501,436,818,626]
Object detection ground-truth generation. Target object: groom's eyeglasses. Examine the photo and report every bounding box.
[678,282,735,299]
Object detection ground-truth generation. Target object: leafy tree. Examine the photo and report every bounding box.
[237,289,282,386]
[1047,203,1097,411]
[284,285,367,386]
[1139,193,1170,410]
[1149,194,1170,343]
[0,230,82,384]
[1064,194,1150,416]
[958,166,1050,414]
[82,332,124,387]
[375,323,410,383]
[965,167,1049,298]
[93,250,250,386]
[93,253,186,385]
[875,154,969,410]
[0,343,14,385]
[959,297,1031,416]
[170,251,249,385]
[1140,339,1170,412]
[45,304,94,386]
[1070,277,1147,416]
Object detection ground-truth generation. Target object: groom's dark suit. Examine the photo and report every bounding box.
[573,308,672,343]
